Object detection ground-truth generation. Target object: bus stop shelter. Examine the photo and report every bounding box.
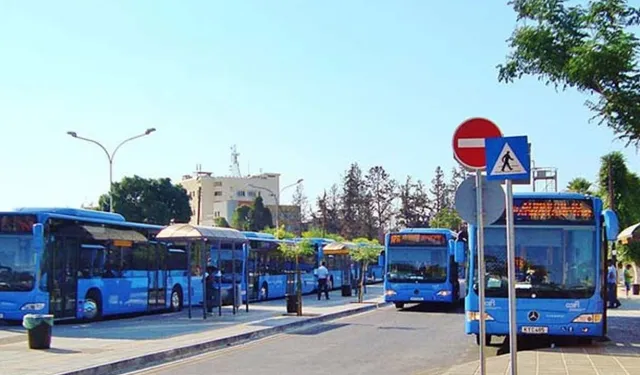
[156,224,249,319]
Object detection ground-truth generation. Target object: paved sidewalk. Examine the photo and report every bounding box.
[440,286,640,374]
[0,286,385,375]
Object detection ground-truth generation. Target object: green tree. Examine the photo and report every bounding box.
[249,195,273,231]
[498,0,640,145]
[396,176,431,228]
[430,166,448,213]
[619,241,640,282]
[214,217,230,227]
[313,184,342,236]
[447,166,468,209]
[340,163,367,239]
[98,175,191,224]
[350,238,382,303]
[262,225,296,239]
[597,151,640,228]
[430,207,463,231]
[365,166,397,241]
[279,239,315,316]
[231,205,252,230]
[566,177,594,194]
[301,227,346,242]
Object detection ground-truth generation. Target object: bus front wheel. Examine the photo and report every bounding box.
[170,286,183,312]
[475,334,491,346]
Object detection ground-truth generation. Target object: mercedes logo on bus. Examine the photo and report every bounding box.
[528,311,540,322]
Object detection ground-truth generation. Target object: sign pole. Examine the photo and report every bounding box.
[475,170,487,375]
[505,179,518,374]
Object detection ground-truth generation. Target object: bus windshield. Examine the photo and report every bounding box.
[0,235,36,292]
[481,227,596,298]
[387,247,447,283]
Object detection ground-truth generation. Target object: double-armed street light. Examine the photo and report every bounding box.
[66,128,156,213]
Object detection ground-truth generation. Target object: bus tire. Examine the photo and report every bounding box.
[84,290,102,321]
[261,282,269,300]
[170,286,183,312]
[395,302,404,309]
[475,334,491,346]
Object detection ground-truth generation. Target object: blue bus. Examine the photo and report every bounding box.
[0,208,248,322]
[465,193,619,345]
[384,228,467,309]
[322,241,385,286]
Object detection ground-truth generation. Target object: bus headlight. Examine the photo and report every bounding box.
[436,290,452,297]
[385,290,397,296]
[466,311,494,321]
[572,314,602,323]
[20,303,45,311]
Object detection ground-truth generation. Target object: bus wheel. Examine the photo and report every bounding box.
[475,334,492,346]
[395,302,404,309]
[83,290,102,321]
[260,283,269,300]
[170,286,183,312]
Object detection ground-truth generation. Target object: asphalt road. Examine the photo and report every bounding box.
[126,303,495,375]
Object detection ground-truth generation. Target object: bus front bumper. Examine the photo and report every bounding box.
[465,320,604,337]
[385,288,454,303]
[0,296,48,322]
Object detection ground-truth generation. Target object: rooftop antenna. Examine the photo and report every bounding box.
[230,145,242,177]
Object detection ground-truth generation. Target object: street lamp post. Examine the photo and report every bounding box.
[67,128,156,213]
[248,178,303,229]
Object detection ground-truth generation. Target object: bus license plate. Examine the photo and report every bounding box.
[409,297,424,301]
[521,326,548,334]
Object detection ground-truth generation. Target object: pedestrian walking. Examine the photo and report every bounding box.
[608,260,621,308]
[316,261,330,300]
[624,264,633,298]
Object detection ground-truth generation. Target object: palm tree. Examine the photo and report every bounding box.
[566,177,593,195]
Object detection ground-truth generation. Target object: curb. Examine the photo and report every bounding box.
[55,301,390,375]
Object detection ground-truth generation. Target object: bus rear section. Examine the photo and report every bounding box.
[0,214,46,321]
[464,194,618,345]
[384,229,466,309]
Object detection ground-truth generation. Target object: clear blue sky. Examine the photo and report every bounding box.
[1,1,637,211]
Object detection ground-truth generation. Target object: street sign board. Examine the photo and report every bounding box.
[485,136,531,182]
[453,118,503,170]
[454,175,506,226]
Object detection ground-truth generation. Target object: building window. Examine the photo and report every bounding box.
[237,191,246,197]
[214,191,222,196]
[213,181,222,187]
[247,191,256,197]
[214,211,221,217]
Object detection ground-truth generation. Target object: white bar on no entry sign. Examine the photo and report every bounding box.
[458,138,485,148]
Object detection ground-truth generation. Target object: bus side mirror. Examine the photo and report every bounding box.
[602,209,620,242]
[32,223,44,251]
[454,241,466,263]
[378,254,384,267]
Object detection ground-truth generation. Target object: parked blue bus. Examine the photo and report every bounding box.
[465,193,619,345]
[322,241,385,286]
[0,208,248,322]
[384,228,467,309]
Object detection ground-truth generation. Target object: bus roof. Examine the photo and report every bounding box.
[156,224,247,242]
[13,207,127,222]
[511,192,594,200]
[241,231,276,239]
[293,237,335,244]
[397,228,457,236]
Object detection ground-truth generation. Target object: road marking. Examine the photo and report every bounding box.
[457,138,484,148]
[123,307,387,375]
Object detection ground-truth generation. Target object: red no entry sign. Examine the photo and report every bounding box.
[452,118,502,170]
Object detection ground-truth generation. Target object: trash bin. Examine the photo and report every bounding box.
[22,314,53,350]
[633,284,640,295]
[285,294,298,314]
[341,284,352,297]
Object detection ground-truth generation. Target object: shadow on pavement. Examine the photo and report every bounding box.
[287,322,350,336]
[397,302,464,314]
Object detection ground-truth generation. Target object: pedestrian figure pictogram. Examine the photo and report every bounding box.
[501,151,514,172]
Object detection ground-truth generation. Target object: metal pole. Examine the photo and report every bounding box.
[109,160,114,213]
[202,241,207,320]
[244,243,249,312]
[187,242,192,319]
[218,240,222,316]
[475,171,487,375]
[232,242,237,315]
[275,193,280,229]
[505,180,518,374]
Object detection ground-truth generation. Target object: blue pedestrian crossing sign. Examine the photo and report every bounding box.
[485,136,531,181]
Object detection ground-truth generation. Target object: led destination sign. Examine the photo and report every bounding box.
[492,198,594,225]
[388,233,447,247]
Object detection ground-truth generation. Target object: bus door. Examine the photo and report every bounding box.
[48,236,79,319]
[147,244,167,310]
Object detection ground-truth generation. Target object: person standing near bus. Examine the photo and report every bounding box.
[608,260,621,308]
[316,261,330,300]
[624,264,633,298]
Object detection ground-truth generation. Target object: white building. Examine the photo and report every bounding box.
[180,171,281,226]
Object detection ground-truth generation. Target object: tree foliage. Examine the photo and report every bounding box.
[499,0,640,145]
[214,217,230,227]
[350,237,382,303]
[262,225,296,239]
[566,177,594,194]
[230,195,273,231]
[278,239,315,315]
[98,175,191,224]
[597,151,640,228]
[430,207,463,231]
